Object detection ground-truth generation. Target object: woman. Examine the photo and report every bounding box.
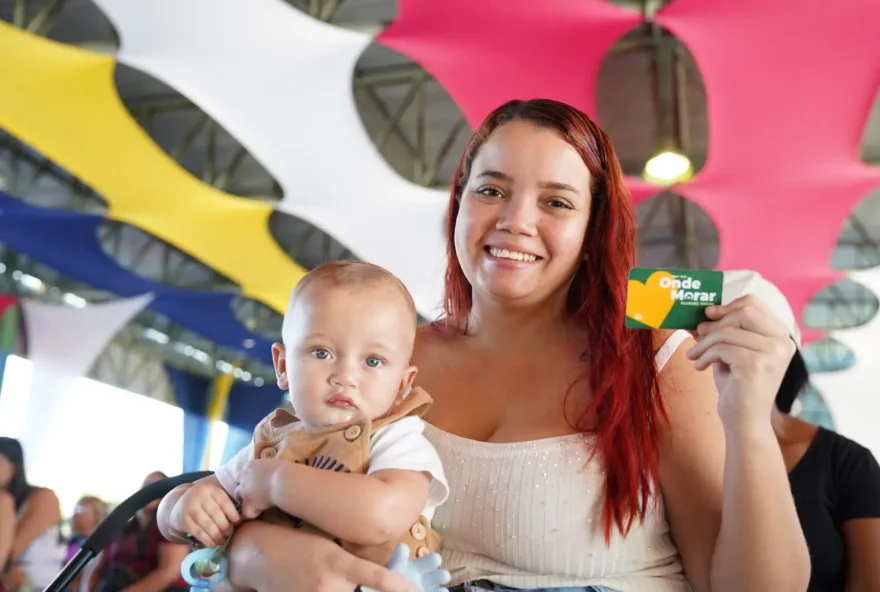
[0,437,65,592]
[66,497,106,559]
[65,496,107,592]
[87,472,188,592]
[725,270,880,591]
[220,99,810,592]
[0,488,13,586]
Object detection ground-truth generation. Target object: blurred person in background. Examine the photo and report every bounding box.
[64,497,107,592]
[725,270,880,592]
[0,437,65,592]
[0,486,13,588]
[87,472,187,592]
[67,497,106,556]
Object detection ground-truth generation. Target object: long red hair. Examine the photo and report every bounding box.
[441,99,665,542]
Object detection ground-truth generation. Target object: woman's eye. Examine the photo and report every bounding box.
[311,349,330,360]
[476,186,503,198]
[365,357,383,368]
[547,199,572,209]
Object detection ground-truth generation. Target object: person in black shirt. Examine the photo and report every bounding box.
[724,270,880,591]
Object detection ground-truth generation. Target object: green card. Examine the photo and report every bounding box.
[625,268,724,330]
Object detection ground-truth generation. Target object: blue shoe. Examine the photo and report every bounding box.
[361,543,450,592]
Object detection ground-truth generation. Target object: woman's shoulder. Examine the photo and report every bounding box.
[414,322,456,361]
[651,328,694,351]
[26,486,60,510]
[416,320,454,340]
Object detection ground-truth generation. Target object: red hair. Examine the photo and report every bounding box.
[440,99,665,543]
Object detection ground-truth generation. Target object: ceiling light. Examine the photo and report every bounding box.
[643,149,693,185]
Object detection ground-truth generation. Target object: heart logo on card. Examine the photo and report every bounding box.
[626,270,676,329]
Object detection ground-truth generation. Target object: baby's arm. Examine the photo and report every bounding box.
[265,417,446,547]
[267,464,431,547]
[158,443,250,546]
[158,475,240,547]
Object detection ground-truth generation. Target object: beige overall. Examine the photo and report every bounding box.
[251,387,442,565]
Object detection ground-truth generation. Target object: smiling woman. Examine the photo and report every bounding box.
[451,121,593,311]
[218,98,810,592]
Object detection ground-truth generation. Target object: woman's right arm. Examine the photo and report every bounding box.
[0,490,15,573]
[10,487,62,560]
[0,490,14,570]
[85,551,107,592]
[227,520,419,592]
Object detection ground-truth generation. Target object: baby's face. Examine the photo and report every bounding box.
[279,285,416,428]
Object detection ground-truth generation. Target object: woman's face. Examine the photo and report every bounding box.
[143,472,165,511]
[454,121,592,309]
[71,500,99,536]
[0,453,13,490]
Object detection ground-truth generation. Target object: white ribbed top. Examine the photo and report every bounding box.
[17,524,66,589]
[424,330,692,591]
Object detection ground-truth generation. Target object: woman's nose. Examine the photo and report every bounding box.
[496,199,538,235]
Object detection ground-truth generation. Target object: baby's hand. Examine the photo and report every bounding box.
[235,459,284,519]
[171,480,240,548]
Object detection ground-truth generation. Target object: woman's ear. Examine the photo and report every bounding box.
[271,343,289,390]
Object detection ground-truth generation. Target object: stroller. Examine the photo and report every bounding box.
[43,471,211,592]
[42,472,450,592]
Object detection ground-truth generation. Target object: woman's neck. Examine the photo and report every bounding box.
[466,296,572,354]
[771,407,817,442]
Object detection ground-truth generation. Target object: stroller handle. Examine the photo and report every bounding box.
[44,471,212,592]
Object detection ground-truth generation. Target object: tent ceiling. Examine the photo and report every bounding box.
[0,0,877,398]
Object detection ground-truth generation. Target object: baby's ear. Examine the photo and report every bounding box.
[271,343,289,390]
[397,365,418,400]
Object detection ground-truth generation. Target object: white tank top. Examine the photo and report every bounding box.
[17,524,66,590]
[424,330,693,591]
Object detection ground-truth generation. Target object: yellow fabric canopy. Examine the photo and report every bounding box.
[0,21,304,313]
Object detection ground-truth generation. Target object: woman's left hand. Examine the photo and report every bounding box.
[686,295,796,432]
[1,565,26,592]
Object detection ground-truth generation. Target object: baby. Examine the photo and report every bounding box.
[156,260,449,588]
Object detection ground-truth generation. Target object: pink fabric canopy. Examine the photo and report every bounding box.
[0,294,15,320]
[380,0,880,340]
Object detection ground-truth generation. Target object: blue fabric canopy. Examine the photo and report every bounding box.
[165,364,283,469]
[0,191,274,365]
[0,191,287,469]
[225,379,283,433]
[166,364,212,473]
[221,377,284,461]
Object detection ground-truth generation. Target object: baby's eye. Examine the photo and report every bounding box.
[365,357,384,368]
[311,349,331,360]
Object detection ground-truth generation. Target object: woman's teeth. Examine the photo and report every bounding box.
[488,247,538,262]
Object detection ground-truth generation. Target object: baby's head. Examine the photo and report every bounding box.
[272,260,418,428]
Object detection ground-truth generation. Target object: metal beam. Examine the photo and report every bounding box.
[0,133,106,212]
[24,0,65,35]
[0,243,276,394]
[801,337,855,373]
[95,221,237,291]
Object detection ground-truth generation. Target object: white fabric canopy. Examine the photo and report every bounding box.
[92,0,448,314]
[811,268,880,459]
[17,293,154,472]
